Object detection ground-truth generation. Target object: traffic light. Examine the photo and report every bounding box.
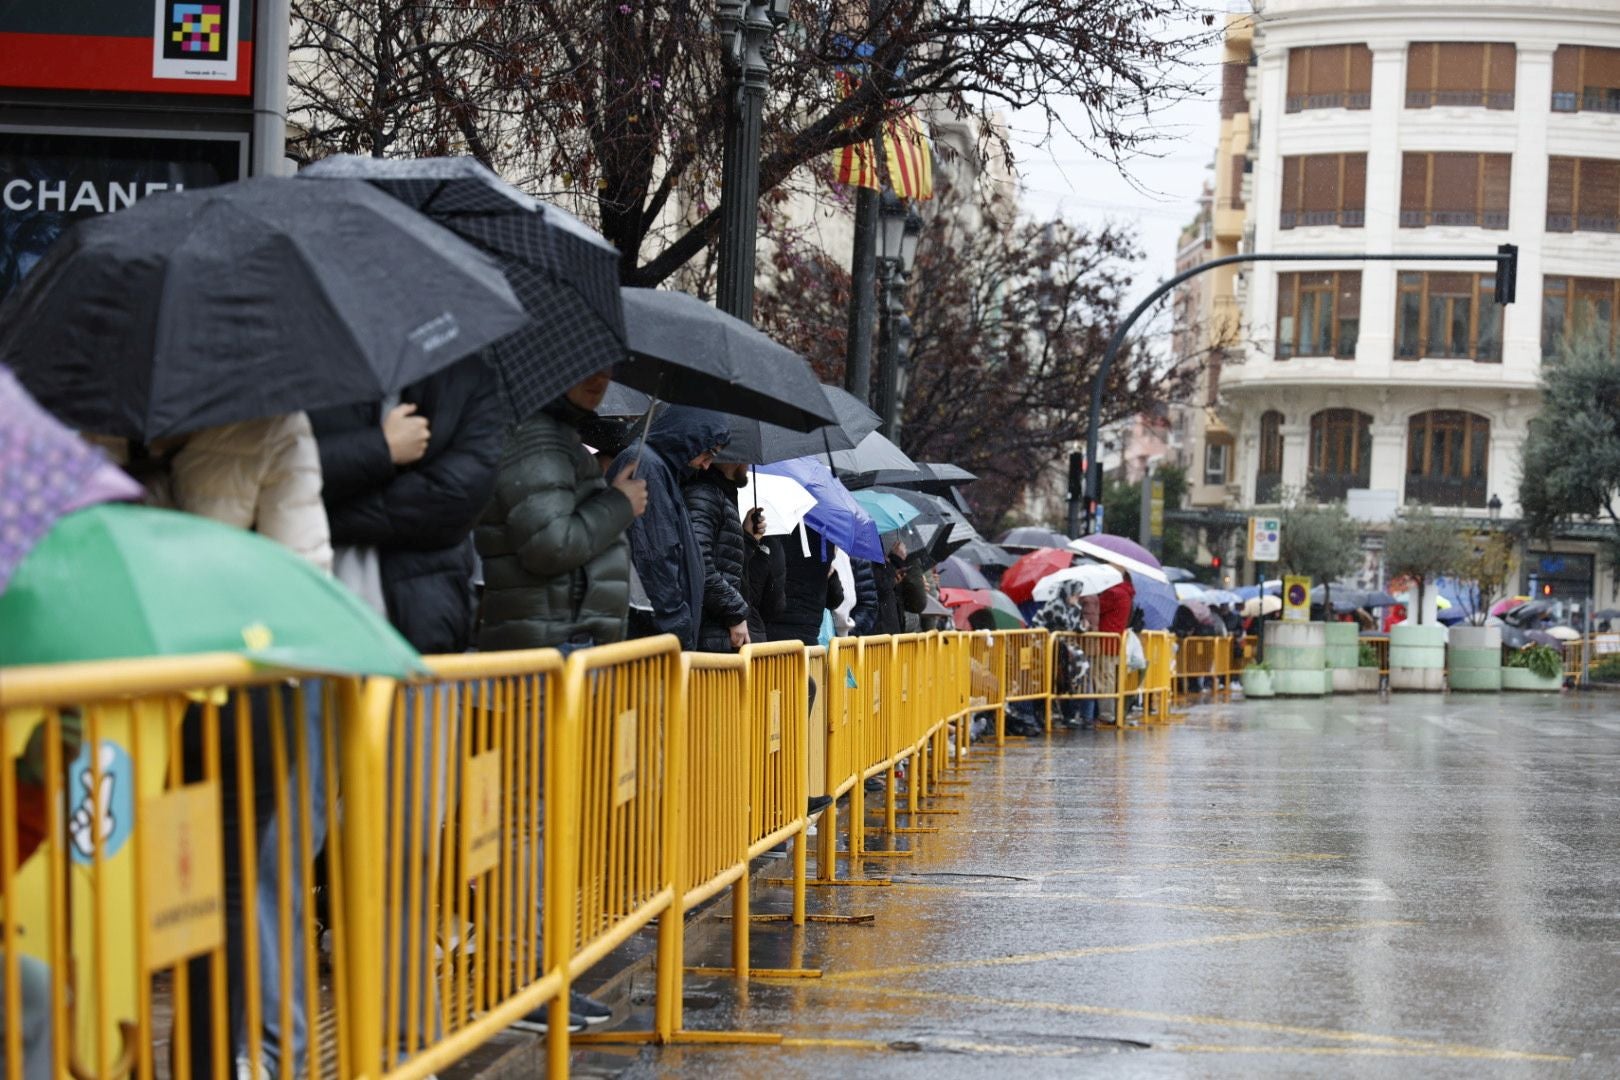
[1542,583,1553,596]
[1211,555,1222,570]
[1494,243,1518,304]
[1068,451,1084,498]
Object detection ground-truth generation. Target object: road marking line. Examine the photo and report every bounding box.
[1044,854,1345,877]
[952,891,1332,919]
[811,919,1415,984]
[1170,1043,1571,1063]
[807,987,1569,1062]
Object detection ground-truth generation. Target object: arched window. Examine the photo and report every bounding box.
[1406,411,1489,507]
[1308,409,1372,500]
[1257,410,1284,502]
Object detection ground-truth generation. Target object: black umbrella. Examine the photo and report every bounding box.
[999,526,1072,551]
[853,461,978,492]
[0,178,529,441]
[957,538,1017,568]
[299,155,626,422]
[873,486,979,547]
[715,385,881,465]
[617,288,836,431]
[829,431,918,483]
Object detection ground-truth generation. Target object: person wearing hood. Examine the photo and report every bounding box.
[684,460,753,652]
[610,407,730,651]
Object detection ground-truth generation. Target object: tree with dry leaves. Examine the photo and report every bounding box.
[289,0,1214,284]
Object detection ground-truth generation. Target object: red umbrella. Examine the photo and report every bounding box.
[938,587,992,630]
[998,547,1073,604]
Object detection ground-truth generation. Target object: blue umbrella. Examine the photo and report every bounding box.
[1161,566,1197,583]
[758,457,884,561]
[1132,574,1180,631]
[851,490,922,535]
[1234,580,1282,600]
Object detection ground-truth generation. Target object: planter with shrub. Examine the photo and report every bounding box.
[1502,644,1565,692]
[1356,641,1382,693]
[1241,661,1275,698]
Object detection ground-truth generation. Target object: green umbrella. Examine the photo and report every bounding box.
[0,504,425,677]
[986,590,1027,629]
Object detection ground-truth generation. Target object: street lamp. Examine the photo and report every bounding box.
[715,0,791,323]
[1488,493,1502,521]
[875,191,919,440]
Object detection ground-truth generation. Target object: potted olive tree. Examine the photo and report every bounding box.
[1274,501,1363,695]
[1384,507,1466,691]
[1447,530,1516,692]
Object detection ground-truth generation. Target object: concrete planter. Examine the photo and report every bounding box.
[1390,623,1447,692]
[1502,666,1563,692]
[1355,667,1381,693]
[1264,621,1331,696]
[1325,622,1361,692]
[1241,668,1274,697]
[1447,625,1502,692]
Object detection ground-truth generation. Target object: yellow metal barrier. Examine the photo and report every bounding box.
[1364,636,1391,680]
[1563,638,1587,684]
[1175,637,1224,700]
[0,654,362,1080]
[1048,632,1126,725]
[1139,630,1175,722]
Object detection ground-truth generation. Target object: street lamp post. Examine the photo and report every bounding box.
[715,0,790,323]
[876,193,920,439]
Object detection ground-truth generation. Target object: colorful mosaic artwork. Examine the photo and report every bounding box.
[168,4,224,56]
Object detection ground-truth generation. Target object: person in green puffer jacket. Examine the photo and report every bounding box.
[476,370,648,651]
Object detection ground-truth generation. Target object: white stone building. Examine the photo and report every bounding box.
[1214,0,1620,597]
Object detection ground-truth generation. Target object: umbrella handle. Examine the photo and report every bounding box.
[631,397,663,477]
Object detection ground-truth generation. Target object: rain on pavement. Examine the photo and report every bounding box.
[576,691,1620,1079]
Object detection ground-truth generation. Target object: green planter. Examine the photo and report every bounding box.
[1447,625,1502,692]
[1355,667,1381,693]
[1502,667,1563,692]
[1264,621,1331,696]
[1325,622,1360,692]
[1241,668,1274,698]
[1390,623,1446,692]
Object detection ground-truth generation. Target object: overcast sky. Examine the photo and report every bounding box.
[1008,3,1232,311]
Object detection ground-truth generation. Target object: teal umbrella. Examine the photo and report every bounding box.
[0,504,425,677]
[850,490,921,535]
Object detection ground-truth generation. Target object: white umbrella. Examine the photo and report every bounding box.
[1545,625,1582,641]
[735,471,817,537]
[1242,595,1283,618]
[1174,582,1209,601]
[1066,536,1171,584]
[1031,563,1123,603]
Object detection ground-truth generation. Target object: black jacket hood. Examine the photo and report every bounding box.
[646,407,730,476]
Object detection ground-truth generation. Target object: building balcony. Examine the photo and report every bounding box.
[1546,213,1619,234]
[1285,92,1371,113]
[1279,209,1364,230]
[1551,91,1620,114]
[1405,89,1515,110]
[1405,474,1487,509]
[1307,470,1369,502]
[1399,210,1509,229]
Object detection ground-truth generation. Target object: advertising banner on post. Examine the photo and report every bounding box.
[1283,576,1311,623]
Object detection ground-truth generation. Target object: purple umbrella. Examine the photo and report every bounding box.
[1524,629,1563,649]
[1,365,142,592]
[1069,533,1169,584]
[937,555,993,590]
[758,456,884,561]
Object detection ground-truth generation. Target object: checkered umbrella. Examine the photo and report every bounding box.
[0,178,529,440]
[300,155,627,421]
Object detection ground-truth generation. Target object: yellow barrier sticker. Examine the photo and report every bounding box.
[614,709,638,806]
[970,695,987,708]
[769,689,783,754]
[902,663,910,703]
[872,668,882,714]
[140,782,224,972]
[1020,646,1034,670]
[460,750,502,881]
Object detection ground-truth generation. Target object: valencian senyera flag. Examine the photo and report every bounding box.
[829,69,935,201]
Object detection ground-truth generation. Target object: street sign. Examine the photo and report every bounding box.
[1248,515,1281,562]
[1283,576,1311,622]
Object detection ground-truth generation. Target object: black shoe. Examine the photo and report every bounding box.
[806,794,833,817]
[571,991,613,1027]
[865,777,884,793]
[510,1004,585,1034]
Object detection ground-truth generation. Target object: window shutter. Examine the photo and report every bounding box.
[1548,157,1576,226]
[1430,153,1477,217]
[1303,155,1339,213]
[1342,154,1367,212]
[1581,159,1620,226]
[1481,154,1512,222]
[1435,43,1485,93]
[1586,46,1620,92]
[1486,44,1516,94]
[1552,46,1579,96]
[1287,50,1308,100]
[1281,157,1301,223]
[1348,45,1372,96]
[1407,43,1435,94]
[1401,154,1430,220]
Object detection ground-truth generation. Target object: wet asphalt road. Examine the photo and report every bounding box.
[587,690,1620,1078]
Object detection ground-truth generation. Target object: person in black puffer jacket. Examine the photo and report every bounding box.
[476,371,647,650]
[683,462,751,652]
[742,517,787,643]
[767,523,843,645]
[309,355,503,655]
[850,557,880,636]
